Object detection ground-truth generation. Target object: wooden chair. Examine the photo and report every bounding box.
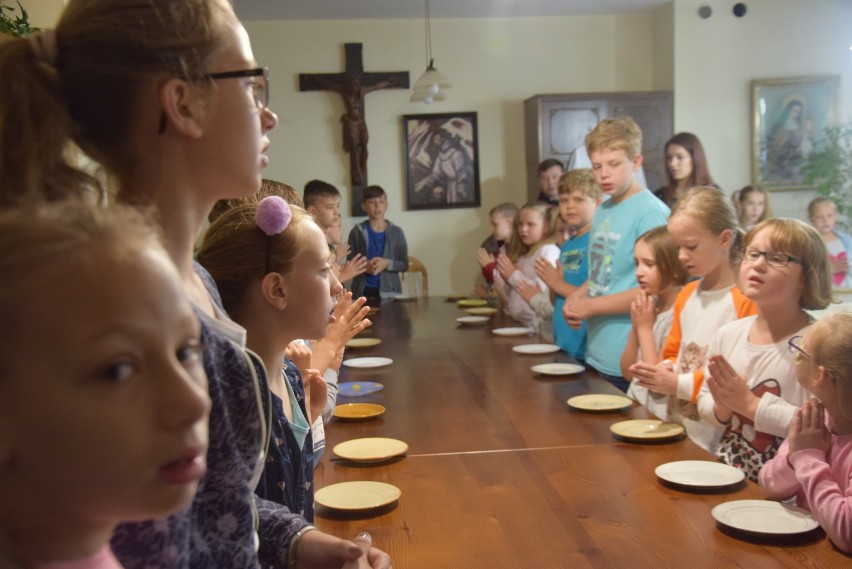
[401,256,429,297]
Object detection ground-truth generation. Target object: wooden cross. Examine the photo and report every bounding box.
[300,43,409,208]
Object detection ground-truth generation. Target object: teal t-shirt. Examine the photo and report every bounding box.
[585,189,670,376]
[553,232,590,361]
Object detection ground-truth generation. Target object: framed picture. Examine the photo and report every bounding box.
[402,112,480,210]
[752,75,840,191]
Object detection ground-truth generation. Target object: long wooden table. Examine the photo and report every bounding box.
[315,298,848,568]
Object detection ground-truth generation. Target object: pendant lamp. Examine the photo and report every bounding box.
[410,0,451,104]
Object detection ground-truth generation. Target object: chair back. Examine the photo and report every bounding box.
[401,256,429,297]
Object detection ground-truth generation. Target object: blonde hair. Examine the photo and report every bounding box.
[743,218,833,310]
[506,202,555,262]
[585,117,642,160]
[209,179,302,224]
[558,168,602,200]
[196,201,315,320]
[733,185,773,227]
[636,226,690,290]
[0,200,162,369]
[0,0,233,207]
[670,186,743,265]
[809,312,852,418]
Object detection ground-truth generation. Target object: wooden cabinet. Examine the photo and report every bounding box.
[524,91,673,201]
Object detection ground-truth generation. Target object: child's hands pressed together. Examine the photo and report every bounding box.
[475,247,495,269]
[335,242,351,264]
[515,279,544,304]
[495,253,516,280]
[630,290,656,332]
[706,354,760,421]
[629,360,678,395]
[830,255,849,275]
[563,294,592,329]
[285,340,313,372]
[788,399,831,457]
[367,257,389,275]
[534,256,562,290]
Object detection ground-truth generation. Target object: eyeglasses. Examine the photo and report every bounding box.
[742,247,802,269]
[206,67,270,110]
[787,335,810,366]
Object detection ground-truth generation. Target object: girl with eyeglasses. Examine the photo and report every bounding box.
[629,187,757,452]
[0,0,389,567]
[759,312,852,553]
[698,218,833,482]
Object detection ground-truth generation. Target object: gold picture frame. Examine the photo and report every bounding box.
[751,75,840,191]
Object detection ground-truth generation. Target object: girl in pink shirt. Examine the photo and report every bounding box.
[759,312,852,553]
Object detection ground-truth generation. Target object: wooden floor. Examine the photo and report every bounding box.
[314,298,848,568]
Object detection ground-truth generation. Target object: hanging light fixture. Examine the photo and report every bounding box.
[410,0,451,104]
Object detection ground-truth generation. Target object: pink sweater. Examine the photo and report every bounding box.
[758,420,852,552]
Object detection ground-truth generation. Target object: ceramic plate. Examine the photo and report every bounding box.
[457,315,490,325]
[338,382,384,397]
[492,327,534,337]
[342,357,393,369]
[512,343,561,355]
[465,307,499,315]
[332,403,386,421]
[314,481,401,511]
[655,460,745,488]
[610,419,685,441]
[567,394,633,412]
[393,294,417,301]
[457,298,489,307]
[531,363,585,375]
[711,500,819,535]
[333,438,408,462]
[346,338,382,349]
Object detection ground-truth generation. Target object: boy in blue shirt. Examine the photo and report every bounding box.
[563,117,670,391]
[535,169,602,362]
[348,185,409,299]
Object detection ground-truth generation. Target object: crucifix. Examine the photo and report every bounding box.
[299,43,409,210]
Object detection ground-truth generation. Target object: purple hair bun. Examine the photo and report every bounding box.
[256,196,291,236]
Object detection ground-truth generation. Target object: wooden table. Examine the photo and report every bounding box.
[315,298,847,568]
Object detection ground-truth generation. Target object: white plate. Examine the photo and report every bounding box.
[512,343,561,355]
[393,294,416,301]
[655,460,745,488]
[333,437,409,462]
[492,327,534,337]
[345,338,382,349]
[342,357,393,369]
[314,481,401,511]
[567,394,633,412]
[711,500,819,536]
[610,419,685,441]
[457,315,490,325]
[531,363,585,375]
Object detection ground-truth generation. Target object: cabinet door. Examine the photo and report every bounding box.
[525,92,672,200]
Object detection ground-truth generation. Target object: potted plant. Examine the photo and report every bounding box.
[1,0,39,38]
[803,121,852,232]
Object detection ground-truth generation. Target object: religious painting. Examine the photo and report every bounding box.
[402,112,480,210]
[752,75,839,191]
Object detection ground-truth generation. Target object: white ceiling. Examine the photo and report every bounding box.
[232,0,671,21]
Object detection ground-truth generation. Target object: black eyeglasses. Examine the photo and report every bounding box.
[206,67,270,110]
[787,335,810,366]
[742,247,802,269]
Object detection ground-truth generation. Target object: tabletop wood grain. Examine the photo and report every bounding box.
[316,298,848,568]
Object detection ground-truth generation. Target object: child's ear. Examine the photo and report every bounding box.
[158,78,205,139]
[260,272,288,310]
[632,153,644,171]
[719,228,735,250]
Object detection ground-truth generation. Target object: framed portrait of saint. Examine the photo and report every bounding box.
[752,75,840,191]
[402,112,481,210]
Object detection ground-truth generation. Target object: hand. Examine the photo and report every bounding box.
[326,225,343,247]
[473,282,490,299]
[368,257,389,275]
[830,255,849,275]
[492,273,509,307]
[335,242,351,264]
[788,399,830,457]
[534,256,562,289]
[515,279,543,304]
[295,530,392,569]
[706,354,760,420]
[285,340,312,373]
[311,293,371,373]
[475,247,495,269]
[562,295,593,330]
[339,254,369,282]
[629,360,678,395]
[495,254,516,281]
[630,290,656,332]
[302,368,328,425]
